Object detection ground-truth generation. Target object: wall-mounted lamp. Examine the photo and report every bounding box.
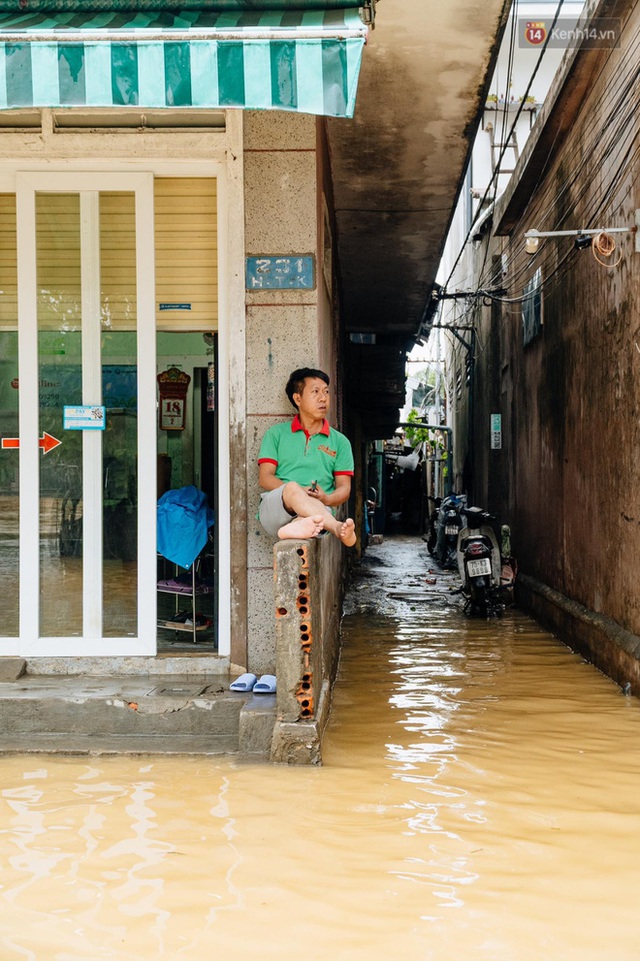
[524,210,640,254]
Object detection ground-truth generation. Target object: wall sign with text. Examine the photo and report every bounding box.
[490,413,502,450]
[246,255,315,289]
[63,405,106,431]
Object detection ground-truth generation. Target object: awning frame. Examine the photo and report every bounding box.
[0,7,368,117]
[0,22,368,42]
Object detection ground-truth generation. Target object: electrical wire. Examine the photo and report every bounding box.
[514,66,640,240]
[440,0,566,296]
[480,36,640,296]
[591,231,623,267]
[529,29,640,216]
[468,26,640,300]
[439,4,520,300]
[475,94,640,300]
[508,60,639,242]
[478,6,519,288]
[497,6,519,169]
[502,131,640,299]
[446,22,640,299]
[434,6,522,360]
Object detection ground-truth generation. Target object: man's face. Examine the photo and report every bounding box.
[294,377,330,419]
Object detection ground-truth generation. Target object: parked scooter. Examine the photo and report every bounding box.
[425,496,441,557]
[435,493,465,569]
[456,506,503,617]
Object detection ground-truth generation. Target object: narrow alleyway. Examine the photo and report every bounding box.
[1,535,640,959]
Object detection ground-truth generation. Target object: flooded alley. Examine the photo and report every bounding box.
[2,535,640,960]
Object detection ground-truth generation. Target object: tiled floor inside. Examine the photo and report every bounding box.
[1,541,217,654]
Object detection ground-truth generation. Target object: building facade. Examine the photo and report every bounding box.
[437,0,640,686]
[0,0,515,694]
[0,6,367,676]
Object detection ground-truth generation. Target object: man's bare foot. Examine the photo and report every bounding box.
[278,515,325,540]
[337,518,356,547]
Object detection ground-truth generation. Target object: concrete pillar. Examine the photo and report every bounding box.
[243,111,321,676]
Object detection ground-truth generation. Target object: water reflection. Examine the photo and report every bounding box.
[2,540,640,958]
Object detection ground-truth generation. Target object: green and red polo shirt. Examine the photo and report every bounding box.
[258,414,354,493]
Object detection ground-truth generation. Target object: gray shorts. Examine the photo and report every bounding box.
[259,487,296,537]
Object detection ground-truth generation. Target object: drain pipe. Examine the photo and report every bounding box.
[395,422,453,497]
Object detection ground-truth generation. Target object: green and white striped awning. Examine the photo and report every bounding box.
[0,7,367,117]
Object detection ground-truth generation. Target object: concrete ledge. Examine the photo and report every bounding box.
[516,573,640,693]
[22,655,230,676]
[0,658,26,682]
[239,694,277,757]
[0,735,240,755]
[0,673,248,754]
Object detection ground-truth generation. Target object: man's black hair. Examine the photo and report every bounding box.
[285,368,330,409]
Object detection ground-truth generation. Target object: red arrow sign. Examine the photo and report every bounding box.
[41,432,62,454]
[1,432,62,454]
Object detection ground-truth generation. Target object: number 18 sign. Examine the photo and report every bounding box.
[160,397,186,430]
[157,367,191,431]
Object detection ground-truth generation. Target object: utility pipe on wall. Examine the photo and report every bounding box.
[396,422,453,497]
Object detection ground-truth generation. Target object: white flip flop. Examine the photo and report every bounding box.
[230,673,257,692]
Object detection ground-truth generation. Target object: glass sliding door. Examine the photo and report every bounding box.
[17,172,156,656]
[36,193,84,636]
[100,192,139,638]
[0,195,19,639]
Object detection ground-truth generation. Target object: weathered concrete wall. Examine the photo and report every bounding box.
[465,0,640,679]
[516,573,640,695]
[243,113,348,677]
[270,535,346,764]
[226,111,250,675]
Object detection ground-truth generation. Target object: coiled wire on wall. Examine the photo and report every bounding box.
[591,230,622,267]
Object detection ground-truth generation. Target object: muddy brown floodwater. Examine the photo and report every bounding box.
[2,535,640,960]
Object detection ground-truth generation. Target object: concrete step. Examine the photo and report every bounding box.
[0,674,277,757]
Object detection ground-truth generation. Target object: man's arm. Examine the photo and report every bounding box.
[258,461,284,491]
[327,474,352,507]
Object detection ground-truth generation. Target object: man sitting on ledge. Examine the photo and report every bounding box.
[257,367,356,547]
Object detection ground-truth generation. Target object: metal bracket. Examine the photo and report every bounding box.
[526,212,640,251]
[430,323,474,352]
[360,1,377,27]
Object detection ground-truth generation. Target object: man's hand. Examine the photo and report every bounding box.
[309,474,351,508]
[307,482,327,505]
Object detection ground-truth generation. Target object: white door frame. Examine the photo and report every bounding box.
[17,171,157,655]
[1,157,233,660]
